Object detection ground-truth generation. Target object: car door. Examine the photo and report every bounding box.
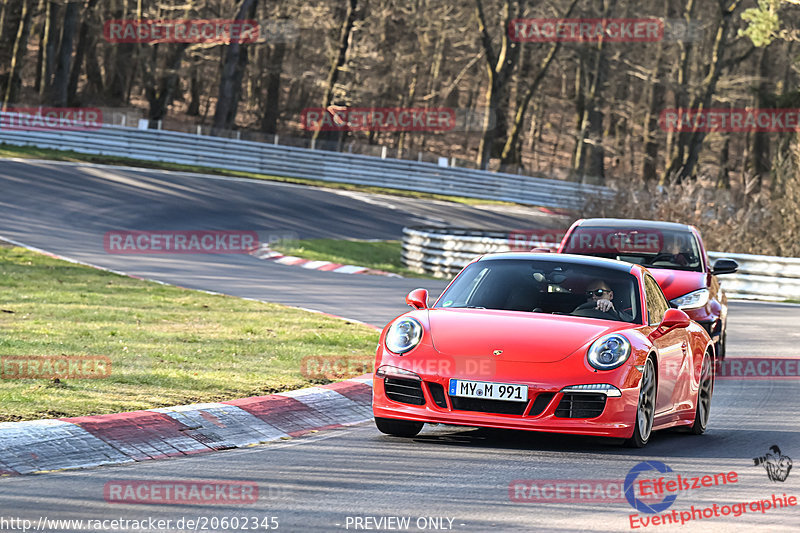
[644,274,690,414]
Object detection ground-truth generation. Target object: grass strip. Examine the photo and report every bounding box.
[0,243,379,422]
[270,238,438,279]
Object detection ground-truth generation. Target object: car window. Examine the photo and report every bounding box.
[644,275,669,325]
[562,226,703,272]
[435,259,641,324]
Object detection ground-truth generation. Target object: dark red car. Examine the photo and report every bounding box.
[557,219,738,358]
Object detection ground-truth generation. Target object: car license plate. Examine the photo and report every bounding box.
[448,379,527,402]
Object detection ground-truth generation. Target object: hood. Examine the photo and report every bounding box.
[649,268,707,300]
[427,309,625,363]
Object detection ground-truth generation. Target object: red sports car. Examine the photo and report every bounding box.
[372,254,714,447]
[557,219,738,358]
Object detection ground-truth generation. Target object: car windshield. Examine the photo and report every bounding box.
[435,259,641,324]
[561,226,704,272]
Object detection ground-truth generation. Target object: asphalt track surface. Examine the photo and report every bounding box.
[0,159,564,325]
[0,159,798,532]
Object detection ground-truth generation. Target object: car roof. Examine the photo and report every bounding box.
[575,218,693,232]
[477,252,638,274]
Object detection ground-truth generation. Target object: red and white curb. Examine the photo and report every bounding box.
[251,245,402,278]
[0,377,373,476]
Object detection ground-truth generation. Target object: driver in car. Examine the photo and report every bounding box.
[573,280,633,321]
[583,280,616,313]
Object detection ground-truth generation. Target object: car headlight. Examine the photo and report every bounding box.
[587,334,631,370]
[385,317,423,354]
[670,288,709,310]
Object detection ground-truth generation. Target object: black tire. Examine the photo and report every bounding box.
[375,416,423,437]
[625,357,656,448]
[715,330,726,360]
[687,351,714,435]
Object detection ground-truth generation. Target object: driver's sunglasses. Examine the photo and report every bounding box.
[586,289,611,297]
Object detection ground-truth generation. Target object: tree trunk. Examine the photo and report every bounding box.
[260,39,287,134]
[0,0,23,95]
[48,0,80,107]
[643,51,666,181]
[66,0,99,106]
[669,0,743,181]
[187,59,201,116]
[750,47,771,191]
[499,44,559,169]
[83,31,103,97]
[146,44,188,122]
[105,0,133,105]
[474,0,520,169]
[3,0,33,107]
[499,0,578,170]
[664,0,698,180]
[212,0,259,134]
[311,0,357,143]
[717,134,730,188]
[573,50,606,182]
[33,0,45,93]
[38,0,61,97]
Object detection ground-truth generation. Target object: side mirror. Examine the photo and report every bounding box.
[650,308,691,339]
[712,258,738,275]
[661,308,691,329]
[406,288,428,310]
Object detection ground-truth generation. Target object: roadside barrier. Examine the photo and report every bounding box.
[401,226,800,300]
[0,111,608,210]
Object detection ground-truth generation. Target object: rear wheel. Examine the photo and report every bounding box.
[688,352,714,435]
[375,416,423,437]
[625,357,656,448]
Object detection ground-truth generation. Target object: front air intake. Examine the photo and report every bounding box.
[384,377,425,406]
[554,393,607,418]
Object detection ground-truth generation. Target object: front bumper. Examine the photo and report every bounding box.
[685,308,722,343]
[372,370,641,439]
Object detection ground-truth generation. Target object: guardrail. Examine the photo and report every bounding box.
[402,226,800,301]
[0,113,609,209]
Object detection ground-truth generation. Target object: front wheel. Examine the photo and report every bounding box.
[625,357,656,448]
[375,416,423,437]
[715,330,726,360]
[687,352,714,435]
